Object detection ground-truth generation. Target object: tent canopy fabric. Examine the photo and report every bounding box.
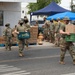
[31,2,70,16]
[47,11,75,20]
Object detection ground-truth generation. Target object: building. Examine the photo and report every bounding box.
[0,0,37,36]
[21,3,29,19]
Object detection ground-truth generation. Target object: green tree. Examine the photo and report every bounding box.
[27,0,61,14]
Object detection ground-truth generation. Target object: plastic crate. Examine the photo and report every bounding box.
[18,32,30,40]
[65,33,75,42]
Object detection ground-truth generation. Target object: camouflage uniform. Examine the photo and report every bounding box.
[43,20,50,41]
[49,21,55,43]
[55,21,61,46]
[3,23,12,51]
[16,20,28,56]
[23,18,30,48]
[59,19,75,64]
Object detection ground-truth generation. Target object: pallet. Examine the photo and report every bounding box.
[0,43,37,47]
[0,44,5,47]
[28,43,37,45]
[12,44,18,46]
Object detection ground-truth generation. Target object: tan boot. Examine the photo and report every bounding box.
[9,47,11,51]
[21,53,24,56]
[19,53,24,57]
[73,60,75,65]
[19,53,23,57]
[59,61,65,65]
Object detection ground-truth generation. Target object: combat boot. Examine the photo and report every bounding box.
[59,61,65,65]
[73,60,75,65]
[9,47,11,51]
[25,44,29,50]
[5,47,8,51]
[19,52,24,57]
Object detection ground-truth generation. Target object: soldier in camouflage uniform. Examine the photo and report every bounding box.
[43,17,47,40]
[43,20,50,41]
[3,23,12,51]
[49,20,55,43]
[15,20,28,57]
[59,17,75,65]
[54,18,61,47]
[23,17,30,48]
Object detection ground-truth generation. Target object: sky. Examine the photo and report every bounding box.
[21,0,75,20]
[21,0,74,10]
[60,0,71,10]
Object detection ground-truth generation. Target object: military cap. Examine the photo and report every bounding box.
[46,20,50,24]
[57,17,60,20]
[63,17,70,20]
[51,18,54,20]
[19,20,23,23]
[24,17,28,20]
[5,23,10,26]
[24,16,27,18]
[43,16,47,19]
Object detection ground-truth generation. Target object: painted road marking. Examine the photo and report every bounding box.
[0,54,70,63]
[0,64,31,75]
[61,73,75,75]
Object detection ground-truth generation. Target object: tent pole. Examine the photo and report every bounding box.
[30,13,32,25]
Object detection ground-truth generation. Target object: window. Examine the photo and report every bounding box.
[22,10,24,13]
[0,11,3,26]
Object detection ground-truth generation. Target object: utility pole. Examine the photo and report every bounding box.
[71,0,75,12]
[71,0,73,11]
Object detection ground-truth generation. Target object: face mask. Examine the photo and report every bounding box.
[20,23,23,25]
[24,20,28,23]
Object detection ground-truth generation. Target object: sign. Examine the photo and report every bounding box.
[0,0,37,3]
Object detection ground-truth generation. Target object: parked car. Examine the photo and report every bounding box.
[71,20,75,25]
[30,20,44,34]
[31,20,44,27]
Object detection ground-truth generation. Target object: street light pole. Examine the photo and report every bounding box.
[71,0,75,12]
[71,0,74,11]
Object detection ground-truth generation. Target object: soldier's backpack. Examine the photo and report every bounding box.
[5,27,12,37]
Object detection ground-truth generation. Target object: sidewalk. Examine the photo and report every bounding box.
[0,41,54,50]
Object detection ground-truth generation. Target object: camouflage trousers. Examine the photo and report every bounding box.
[18,39,25,53]
[25,39,29,47]
[50,32,55,43]
[54,33,61,46]
[5,36,12,50]
[60,38,75,61]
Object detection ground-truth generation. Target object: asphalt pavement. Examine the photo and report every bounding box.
[0,41,75,75]
[0,41,55,51]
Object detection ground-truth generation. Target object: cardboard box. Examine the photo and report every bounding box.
[66,24,75,33]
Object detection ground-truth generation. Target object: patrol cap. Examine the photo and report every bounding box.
[63,17,70,20]
[57,17,60,20]
[24,17,28,20]
[51,18,54,20]
[43,16,47,19]
[5,23,10,26]
[24,16,27,18]
[46,20,50,24]
[19,20,23,23]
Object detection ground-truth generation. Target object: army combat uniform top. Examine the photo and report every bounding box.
[16,25,27,54]
[3,25,12,51]
[59,23,75,62]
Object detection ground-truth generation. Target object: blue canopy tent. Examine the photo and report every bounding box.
[47,11,75,20]
[30,2,70,22]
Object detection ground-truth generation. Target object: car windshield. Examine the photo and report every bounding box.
[31,20,44,27]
